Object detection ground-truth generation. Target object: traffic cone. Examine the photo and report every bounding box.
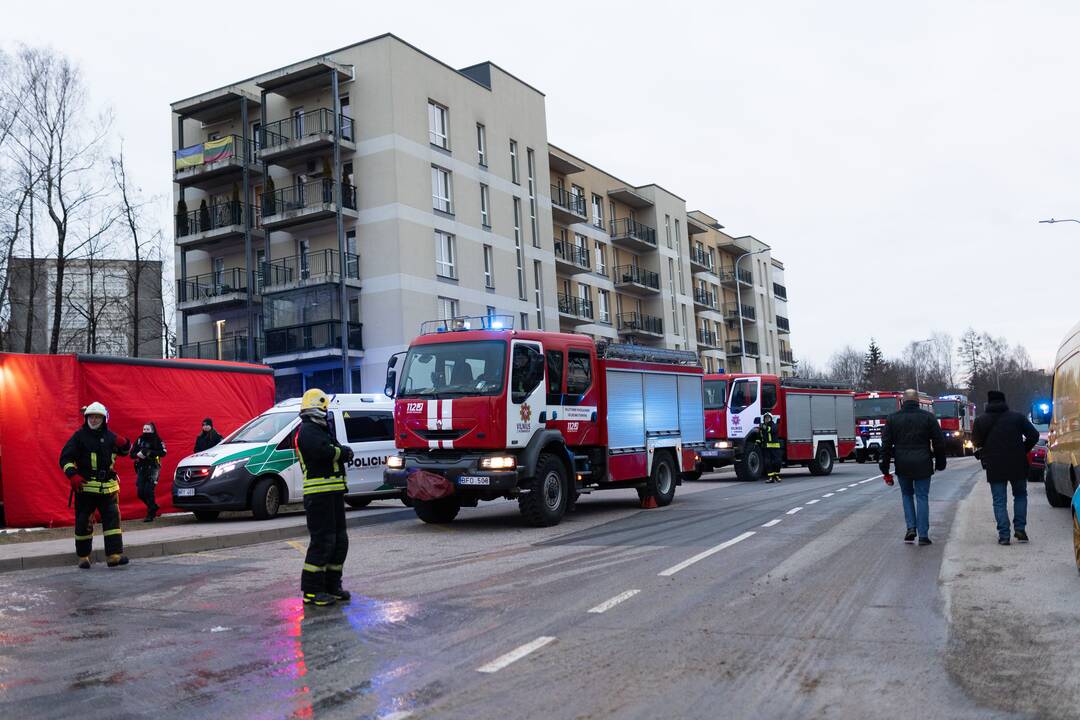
[641,495,658,509]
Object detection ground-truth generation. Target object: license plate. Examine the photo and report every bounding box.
[458,476,491,486]
[176,487,195,497]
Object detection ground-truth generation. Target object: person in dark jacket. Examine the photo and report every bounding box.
[296,388,354,607]
[973,390,1040,545]
[194,418,223,453]
[880,389,947,545]
[131,422,167,522]
[757,412,783,483]
[59,402,133,568]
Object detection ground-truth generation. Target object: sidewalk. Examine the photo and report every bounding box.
[0,501,414,573]
[941,469,1080,720]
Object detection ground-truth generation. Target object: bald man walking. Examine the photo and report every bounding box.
[879,389,948,545]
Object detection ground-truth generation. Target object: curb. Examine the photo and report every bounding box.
[0,506,417,574]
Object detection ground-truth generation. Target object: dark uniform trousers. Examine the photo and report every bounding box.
[301,491,349,595]
[761,425,782,481]
[74,491,123,558]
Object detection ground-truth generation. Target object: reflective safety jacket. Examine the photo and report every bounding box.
[758,422,781,450]
[295,416,348,495]
[59,423,131,494]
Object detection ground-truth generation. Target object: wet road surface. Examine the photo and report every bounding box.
[0,457,1020,719]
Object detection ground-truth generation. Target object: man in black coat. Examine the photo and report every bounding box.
[194,418,223,453]
[972,390,1040,545]
[880,389,947,545]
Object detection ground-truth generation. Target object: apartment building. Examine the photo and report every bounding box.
[170,34,558,398]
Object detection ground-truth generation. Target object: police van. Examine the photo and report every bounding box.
[172,394,404,521]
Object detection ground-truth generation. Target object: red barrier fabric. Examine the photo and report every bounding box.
[0,354,276,528]
[407,470,455,501]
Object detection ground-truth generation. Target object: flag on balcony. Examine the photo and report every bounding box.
[175,143,204,170]
[203,136,235,164]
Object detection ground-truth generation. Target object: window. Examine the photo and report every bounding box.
[678,260,685,294]
[343,412,394,443]
[597,290,610,323]
[486,305,496,319]
[533,260,544,330]
[546,350,564,404]
[761,383,778,411]
[476,123,487,166]
[428,101,448,149]
[520,312,529,330]
[595,243,607,276]
[345,230,358,277]
[251,121,261,151]
[592,194,604,229]
[513,198,526,299]
[510,343,544,403]
[574,233,588,258]
[483,244,494,288]
[704,379,728,410]
[437,296,458,320]
[339,95,352,141]
[729,379,758,412]
[509,139,519,183]
[480,183,491,228]
[527,148,538,247]
[212,257,224,289]
[674,218,681,250]
[398,340,505,397]
[609,201,616,230]
[681,305,689,340]
[566,350,593,396]
[431,166,453,214]
[291,107,304,138]
[435,231,456,279]
[665,214,672,248]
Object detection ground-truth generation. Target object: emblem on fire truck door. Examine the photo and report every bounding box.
[519,403,532,423]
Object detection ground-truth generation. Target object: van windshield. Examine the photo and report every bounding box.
[933,400,960,419]
[222,412,296,444]
[704,380,728,410]
[398,340,507,399]
[855,398,897,418]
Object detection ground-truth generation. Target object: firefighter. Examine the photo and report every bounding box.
[296,388,355,607]
[59,402,132,569]
[759,412,783,483]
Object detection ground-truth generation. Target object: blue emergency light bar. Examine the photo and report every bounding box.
[420,314,515,335]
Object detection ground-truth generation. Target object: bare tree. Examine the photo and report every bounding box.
[795,356,824,379]
[111,144,159,357]
[826,345,865,389]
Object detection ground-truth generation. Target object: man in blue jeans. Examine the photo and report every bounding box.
[972,390,1040,545]
[880,389,948,545]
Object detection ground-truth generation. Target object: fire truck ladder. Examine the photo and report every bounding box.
[595,342,701,366]
[780,378,852,391]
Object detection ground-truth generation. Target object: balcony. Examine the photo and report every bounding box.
[774,283,788,301]
[777,315,791,333]
[780,349,795,365]
[175,201,264,250]
[724,303,757,323]
[261,179,358,230]
[697,328,719,349]
[178,335,263,363]
[553,241,591,275]
[557,293,594,325]
[617,312,663,338]
[174,134,261,187]
[263,320,363,361]
[258,108,355,163]
[718,268,753,286]
[693,289,716,311]
[177,268,257,312]
[262,249,360,293]
[727,340,760,358]
[613,264,661,295]
[609,218,657,252]
[689,247,713,272]
[550,185,588,224]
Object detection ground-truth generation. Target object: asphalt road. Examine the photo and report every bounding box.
[0,457,1040,719]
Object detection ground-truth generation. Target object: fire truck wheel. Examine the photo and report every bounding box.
[414,497,461,524]
[345,497,372,509]
[735,446,764,482]
[519,453,569,527]
[682,471,703,482]
[639,453,677,507]
[855,450,867,464]
[808,444,835,476]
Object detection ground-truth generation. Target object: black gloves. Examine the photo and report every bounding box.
[936,458,947,472]
[340,446,355,463]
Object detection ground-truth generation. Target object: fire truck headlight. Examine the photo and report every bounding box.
[714,441,732,450]
[387,455,405,470]
[480,455,517,470]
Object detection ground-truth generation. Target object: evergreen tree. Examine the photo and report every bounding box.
[862,338,888,389]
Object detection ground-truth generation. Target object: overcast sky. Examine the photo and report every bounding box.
[4,0,1079,369]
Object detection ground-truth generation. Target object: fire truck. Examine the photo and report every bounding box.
[698,374,856,481]
[383,316,706,527]
[933,394,976,456]
[852,390,933,463]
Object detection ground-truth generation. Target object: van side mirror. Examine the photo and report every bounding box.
[384,368,397,398]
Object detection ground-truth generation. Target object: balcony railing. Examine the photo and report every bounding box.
[262,179,357,217]
[261,108,354,149]
[694,289,716,309]
[609,217,657,247]
[177,268,252,303]
[557,292,594,320]
[262,249,360,289]
[617,312,663,335]
[264,320,363,357]
[719,268,753,285]
[178,335,262,363]
[690,247,713,270]
[727,340,760,357]
[554,241,591,269]
[174,134,256,172]
[724,303,756,321]
[550,185,587,218]
[780,349,795,364]
[176,201,257,239]
[774,283,788,300]
[697,329,718,347]
[613,264,660,290]
[776,315,790,332]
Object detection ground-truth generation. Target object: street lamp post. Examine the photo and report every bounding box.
[1038,218,1080,225]
[912,338,932,394]
[733,249,770,368]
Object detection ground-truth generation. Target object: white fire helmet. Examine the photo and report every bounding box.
[83,402,108,420]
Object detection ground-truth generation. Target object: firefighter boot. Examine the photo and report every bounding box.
[303,592,338,607]
[107,554,130,567]
[77,556,92,570]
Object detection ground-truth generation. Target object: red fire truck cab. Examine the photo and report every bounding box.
[852,390,933,463]
[699,374,856,481]
[383,316,706,527]
[933,394,976,456]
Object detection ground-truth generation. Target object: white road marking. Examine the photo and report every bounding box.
[786,507,803,515]
[806,499,820,505]
[823,493,835,498]
[381,712,414,720]
[837,487,848,492]
[588,589,640,614]
[761,518,783,528]
[848,483,860,487]
[477,636,557,673]
[659,531,756,577]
